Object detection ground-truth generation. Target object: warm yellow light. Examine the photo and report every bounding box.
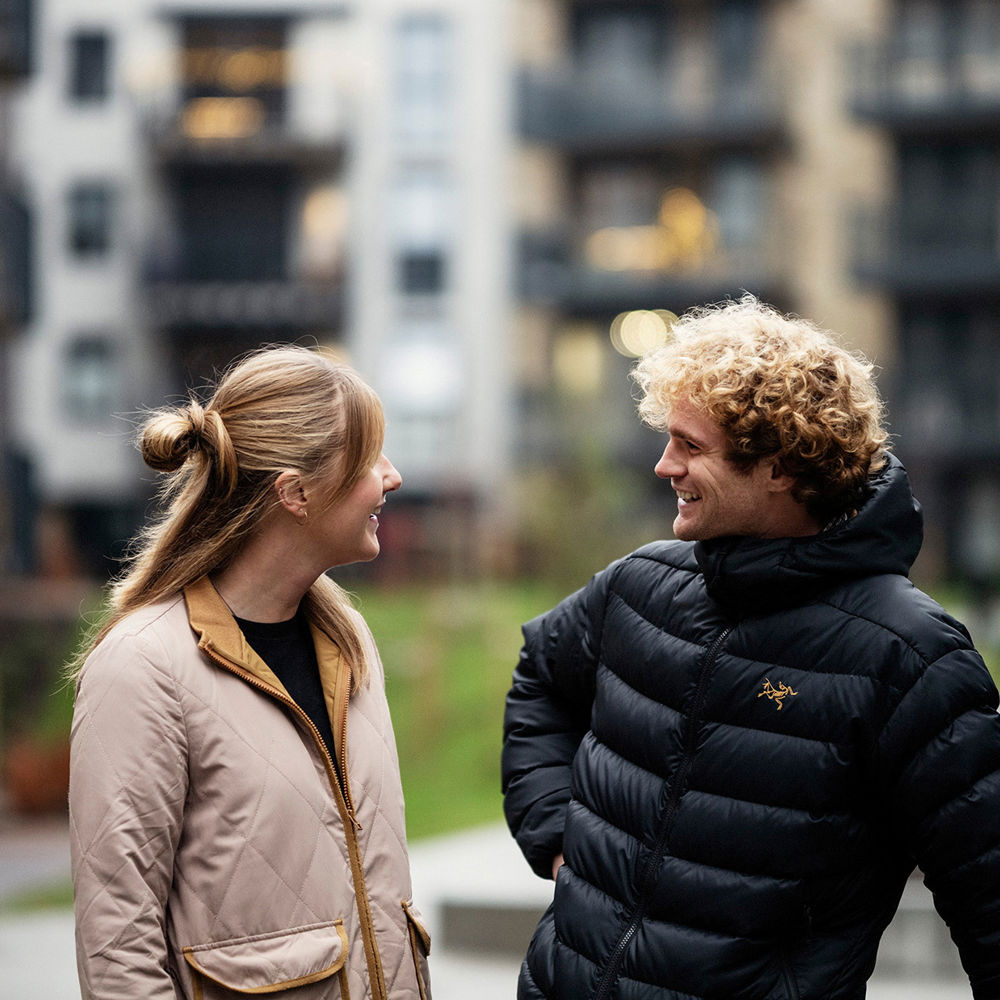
[586,188,720,275]
[610,309,677,358]
[301,187,348,275]
[184,46,286,90]
[658,187,719,262]
[181,97,265,139]
[585,226,675,272]
[220,47,285,91]
[303,188,347,239]
[554,325,604,395]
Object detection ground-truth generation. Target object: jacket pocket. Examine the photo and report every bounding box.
[401,899,431,1000]
[183,919,350,1000]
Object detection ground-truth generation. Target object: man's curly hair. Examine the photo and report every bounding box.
[632,295,889,525]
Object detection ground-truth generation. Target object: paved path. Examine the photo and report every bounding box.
[0,815,975,998]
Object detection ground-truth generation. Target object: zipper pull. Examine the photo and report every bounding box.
[347,804,363,832]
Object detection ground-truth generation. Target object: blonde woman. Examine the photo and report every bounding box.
[69,346,430,1000]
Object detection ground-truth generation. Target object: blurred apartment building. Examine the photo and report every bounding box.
[4,0,1000,588]
[511,0,1000,587]
[0,0,33,574]
[3,0,510,579]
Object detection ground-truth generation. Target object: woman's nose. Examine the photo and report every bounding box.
[381,455,402,492]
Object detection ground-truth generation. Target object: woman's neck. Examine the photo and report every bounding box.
[211,526,318,622]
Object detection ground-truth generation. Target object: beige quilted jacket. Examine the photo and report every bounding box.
[70,576,431,1000]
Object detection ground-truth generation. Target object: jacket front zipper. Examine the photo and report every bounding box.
[593,624,733,1000]
[200,641,386,996]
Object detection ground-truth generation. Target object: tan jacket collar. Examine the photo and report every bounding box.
[182,576,349,754]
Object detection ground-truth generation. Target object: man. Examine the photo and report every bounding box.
[502,296,1000,1000]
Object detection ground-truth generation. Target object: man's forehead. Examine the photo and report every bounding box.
[666,399,724,443]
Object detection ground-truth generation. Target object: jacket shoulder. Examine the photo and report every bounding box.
[825,573,976,667]
[627,539,698,573]
[79,595,194,688]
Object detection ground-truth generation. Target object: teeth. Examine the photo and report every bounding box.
[677,491,700,502]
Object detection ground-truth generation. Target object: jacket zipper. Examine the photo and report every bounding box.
[200,642,389,997]
[201,644,361,828]
[592,625,733,1000]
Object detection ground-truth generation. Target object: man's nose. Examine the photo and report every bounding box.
[654,443,681,480]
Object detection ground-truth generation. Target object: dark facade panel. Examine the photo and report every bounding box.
[0,192,32,326]
[0,0,32,80]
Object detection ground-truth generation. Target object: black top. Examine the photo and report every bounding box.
[235,611,338,764]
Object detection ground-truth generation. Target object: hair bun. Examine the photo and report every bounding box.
[139,400,239,496]
[140,404,200,472]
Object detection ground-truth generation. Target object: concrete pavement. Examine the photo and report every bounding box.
[0,813,974,998]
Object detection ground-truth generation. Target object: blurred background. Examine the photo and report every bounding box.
[0,0,999,992]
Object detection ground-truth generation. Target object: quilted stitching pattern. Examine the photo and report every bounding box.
[70,592,429,999]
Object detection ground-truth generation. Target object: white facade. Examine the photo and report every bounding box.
[6,0,513,564]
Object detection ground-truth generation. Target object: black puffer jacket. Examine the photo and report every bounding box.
[502,455,1000,1000]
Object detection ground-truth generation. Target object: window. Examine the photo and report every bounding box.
[63,336,117,422]
[393,14,453,144]
[712,158,764,248]
[67,182,113,256]
[715,0,760,98]
[898,144,997,251]
[399,252,446,294]
[573,3,665,90]
[69,31,110,102]
[181,17,288,128]
[391,168,452,296]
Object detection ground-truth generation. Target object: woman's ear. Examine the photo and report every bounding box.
[275,471,308,517]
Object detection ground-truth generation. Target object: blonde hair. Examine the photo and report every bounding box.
[72,345,385,690]
[633,295,889,524]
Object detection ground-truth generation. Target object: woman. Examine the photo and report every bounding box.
[69,346,431,1000]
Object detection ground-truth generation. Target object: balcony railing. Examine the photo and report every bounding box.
[853,205,1000,297]
[519,66,786,152]
[143,278,343,330]
[518,226,787,315]
[850,41,1000,136]
[143,104,348,168]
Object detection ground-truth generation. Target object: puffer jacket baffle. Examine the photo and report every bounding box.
[70,575,431,1000]
[503,455,1000,1000]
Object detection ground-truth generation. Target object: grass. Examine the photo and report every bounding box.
[2,881,75,913]
[353,579,563,841]
[7,575,998,914]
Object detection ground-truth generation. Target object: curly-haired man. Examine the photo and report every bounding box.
[503,296,1000,999]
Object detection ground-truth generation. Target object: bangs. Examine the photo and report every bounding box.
[325,369,386,504]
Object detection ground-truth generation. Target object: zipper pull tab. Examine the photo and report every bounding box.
[347,805,363,832]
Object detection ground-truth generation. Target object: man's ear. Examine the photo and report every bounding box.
[274,471,307,515]
[766,460,797,495]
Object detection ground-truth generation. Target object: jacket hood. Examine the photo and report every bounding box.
[694,452,923,617]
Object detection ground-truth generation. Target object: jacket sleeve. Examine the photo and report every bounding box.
[501,565,614,879]
[875,617,1000,999]
[70,627,189,999]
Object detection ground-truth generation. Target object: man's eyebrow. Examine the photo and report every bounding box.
[667,423,709,449]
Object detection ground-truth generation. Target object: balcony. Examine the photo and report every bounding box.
[519,67,786,154]
[853,205,1000,298]
[0,0,32,81]
[851,42,1000,137]
[519,226,787,316]
[144,103,347,170]
[142,274,343,331]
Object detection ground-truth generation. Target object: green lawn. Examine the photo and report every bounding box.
[353,579,563,841]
